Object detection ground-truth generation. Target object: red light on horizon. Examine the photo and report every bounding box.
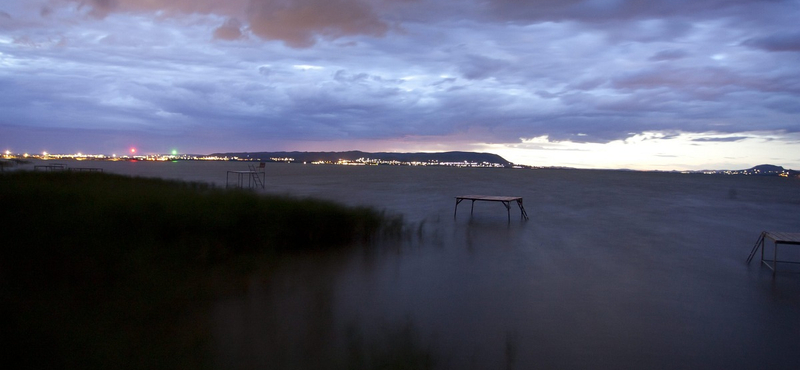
[130,148,136,154]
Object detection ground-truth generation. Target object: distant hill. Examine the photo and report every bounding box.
[746,164,799,177]
[209,151,513,166]
[749,164,786,173]
[700,164,799,177]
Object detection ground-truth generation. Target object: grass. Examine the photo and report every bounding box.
[0,171,402,369]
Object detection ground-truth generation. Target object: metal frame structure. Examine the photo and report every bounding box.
[34,163,67,171]
[34,164,102,172]
[454,195,529,222]
[226,162,266,189]
[71,167,103,172]
[747,231,800,276]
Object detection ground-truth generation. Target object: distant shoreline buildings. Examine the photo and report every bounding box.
[1,150,513,168]
[0,152,507,168]
[3,152,510,168]
[1,151,798,177]
[696,164,799,178]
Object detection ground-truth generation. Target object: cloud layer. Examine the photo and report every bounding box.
[1,0,799,169]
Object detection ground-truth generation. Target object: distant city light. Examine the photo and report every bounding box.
[130,148,136,154]
[172,149,178,155]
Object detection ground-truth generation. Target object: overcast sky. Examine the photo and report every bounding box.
[2,0,799,170]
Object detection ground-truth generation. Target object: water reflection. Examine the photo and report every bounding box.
[211,249,442,370]
[14,160,800,368]
[212,252,341,369]
[204,166,799,369]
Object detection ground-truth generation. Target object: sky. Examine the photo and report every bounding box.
[1,0,799,170]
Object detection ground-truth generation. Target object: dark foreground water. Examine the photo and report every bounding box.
[19,160,800,369]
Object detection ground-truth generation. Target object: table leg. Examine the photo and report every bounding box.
[499,201,510,222]
[516,199,529,220]
[747,232,764,263]
[773,241,778,276]
[454,198,463,219]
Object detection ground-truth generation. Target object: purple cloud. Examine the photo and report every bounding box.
[743,32,800,52]
[1,0,799,169]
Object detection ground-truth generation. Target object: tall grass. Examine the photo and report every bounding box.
[0,171,402,369]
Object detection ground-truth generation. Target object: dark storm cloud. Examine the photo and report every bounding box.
[484,0,781,23]
[79,0,244,18]
[692,136,750,142]
[246,0,388,47]
[71,0,389,47]
[213,18,243,40]
[742,32,800,52]
[458,54,510,80]
[649,49,689,61]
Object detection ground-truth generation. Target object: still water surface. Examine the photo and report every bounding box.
[23,160,800,368]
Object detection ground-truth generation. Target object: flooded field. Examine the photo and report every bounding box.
[14,159,800,369]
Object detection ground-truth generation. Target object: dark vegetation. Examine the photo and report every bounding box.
[0,171,401,369]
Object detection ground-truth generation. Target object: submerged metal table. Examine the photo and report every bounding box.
[34,163,67,171]
[747,231,800,276]
[71,167,103,172]
[226,163,266,189]
[454,195,529,222]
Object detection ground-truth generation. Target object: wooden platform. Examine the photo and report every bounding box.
[747,231,800,275]
[454,195,529,221]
